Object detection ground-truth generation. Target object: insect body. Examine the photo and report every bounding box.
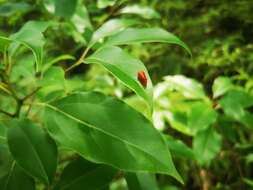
[137,71,147,88]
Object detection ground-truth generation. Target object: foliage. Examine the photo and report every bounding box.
[0,0,253,190]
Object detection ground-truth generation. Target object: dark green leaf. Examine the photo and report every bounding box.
[44,91,182,183]
[55,0,78,18]
[164,135,195,160]
[126,173,159,190]
[0,145,35,190]
[7,119,57,184]
[54,158,116,190]
[0,2,31,17]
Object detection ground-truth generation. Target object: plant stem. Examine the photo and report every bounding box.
[65,47,90,73]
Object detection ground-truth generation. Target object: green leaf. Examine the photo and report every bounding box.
[85,46,153,109]
[119,4,161,19]
[97,0,117,9]
[39,66,66,96]
[89,19,139,47]
[0,145,35,190]
[193,127,222,166]
[54,158,116,190]
[105,28,191,55]
[55,0,78,18]
[212,76,234,98]
[219,89,253,126]
[0,36,11,53]
[125,173,159,190]
[70,4,93,34]
[0,2,31,17]
[188,102,217,134]
[0,123,7,144]
[164,135,195,160]
[44,91,182,183]
[9,21,51,71]
[164,75,206,100]
[7,119,58,184]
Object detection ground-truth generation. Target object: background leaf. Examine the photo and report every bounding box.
[55,0,78,18]
[54,157,116,190]
[193,127,222,166]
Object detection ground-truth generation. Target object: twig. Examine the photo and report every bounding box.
[65,47,89,73]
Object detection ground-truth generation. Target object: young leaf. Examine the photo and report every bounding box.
[54,158,116,190]
[188,102,217,134]
[119,4,161,19]
[125,172,159,190]
[89,19,139,47]
[43,91,182,183]
[105,28,191,55]
[0,145,35,190]
[97,0,117,9]
[212,76,234,98]
[193,127,222,166]
[7,119,58,184]
[164,75,206,100]
[85,46,153,109]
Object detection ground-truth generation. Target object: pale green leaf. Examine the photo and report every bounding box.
[9,21,51,71]
[164,75,206,100]
[105,28,191,55]
[97,0,117,9]
[212,76,234,98]
[85,46,153,109]
[119,4,160,19]
[188,102,217,134]
[89,19,139,47]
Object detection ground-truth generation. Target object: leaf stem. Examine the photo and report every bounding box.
[65,47,90,73]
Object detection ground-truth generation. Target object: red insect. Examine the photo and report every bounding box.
[137,71,148,88]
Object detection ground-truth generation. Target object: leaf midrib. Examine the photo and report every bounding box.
[45,102,169,171]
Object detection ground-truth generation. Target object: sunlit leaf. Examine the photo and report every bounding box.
[89,19,139,47]
[105,28,191,55]
[85,46,153,109]
[212,76,234,98]
[44,91,182,183]
[97,0,117,9]
[119,4,160,19]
